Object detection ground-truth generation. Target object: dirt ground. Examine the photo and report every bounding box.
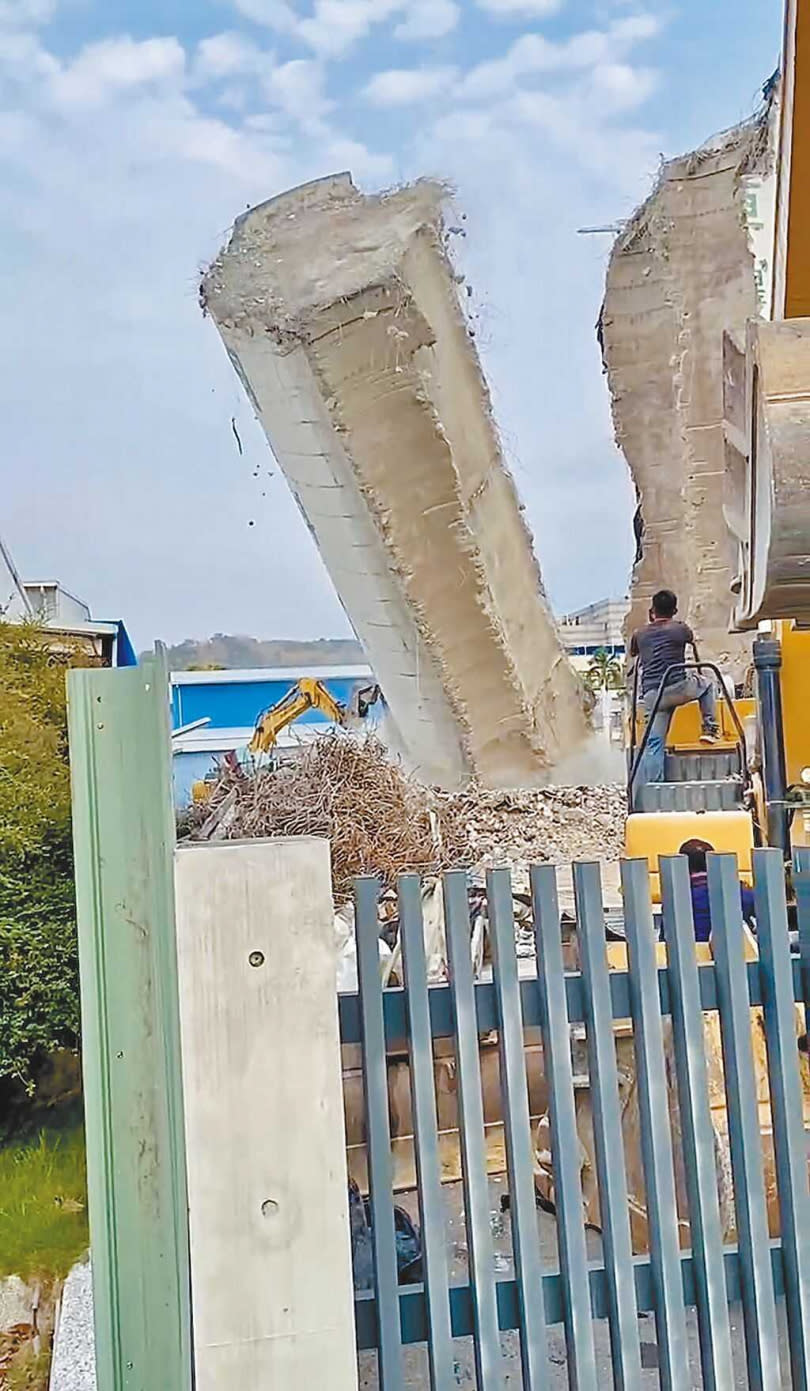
[357,1175,791,1389]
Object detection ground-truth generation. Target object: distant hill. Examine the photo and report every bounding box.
[154,634,366,671]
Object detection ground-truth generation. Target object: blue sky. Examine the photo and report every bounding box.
[1,0,782,647]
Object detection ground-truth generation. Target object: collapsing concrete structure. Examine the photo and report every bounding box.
[202,174,588,788]
[601,94,777,679]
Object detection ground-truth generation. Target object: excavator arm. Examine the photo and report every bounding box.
[249,676,348,755]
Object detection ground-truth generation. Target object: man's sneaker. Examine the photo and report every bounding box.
[700,725,720,745]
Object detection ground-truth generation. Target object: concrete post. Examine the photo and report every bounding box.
[174,837,358,1391]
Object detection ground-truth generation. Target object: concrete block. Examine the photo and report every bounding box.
[175,837,357,1391]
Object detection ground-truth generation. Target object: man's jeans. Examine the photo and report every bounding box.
[641,675,717,785]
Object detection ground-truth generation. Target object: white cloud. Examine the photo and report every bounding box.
[231,0,300,31]
[50,36,186,108]
[476,0,562,16]
[588,61,657,111]
[610,13,661,43]
[264,57,331,121]
[231,0,459,56]
[394,0,460,40]
[456,12,662,101]
[298,1,402,56]
[363,65,457,107]
[0,0,56,27]
[233,0,403,56]
[194,31,270,81]
[320,132,394,180]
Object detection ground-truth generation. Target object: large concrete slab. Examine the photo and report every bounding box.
[202,174,588,788]
[601,99,777,678]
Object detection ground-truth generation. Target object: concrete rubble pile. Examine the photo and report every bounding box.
[442,783,625,869]
[601,91,776,679]
[202,173,589,790]
[184,732,624,907]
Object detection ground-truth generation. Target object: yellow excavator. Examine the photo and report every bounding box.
[249,676,381,755]
[191,676,381,801]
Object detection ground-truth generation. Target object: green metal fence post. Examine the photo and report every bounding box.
[67,654,192,1391]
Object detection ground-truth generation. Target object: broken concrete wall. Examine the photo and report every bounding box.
[601,97,777,680]
[203,174,588,788]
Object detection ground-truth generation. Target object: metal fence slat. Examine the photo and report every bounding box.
[443,869,504,1390]
[659,856,734,1391]
[622,859,690,1391]
[355,875,403,1389]
[530,864,599,1391]
[573,860,643,1391]
[753,848,810,1391]
[707,853,782,1391]
[397,875,455,1390]
[487,868,551,1391]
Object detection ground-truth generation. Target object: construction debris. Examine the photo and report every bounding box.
[440,784,625,870]
[183,733,470,906]
[182,733,624,906]
[201,173,589,790]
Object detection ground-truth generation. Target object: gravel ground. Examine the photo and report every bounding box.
[49,1260,96,1391]
[358,1176,791,1390]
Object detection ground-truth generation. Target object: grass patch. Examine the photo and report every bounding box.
[0,1126,88,1281]
[4,1344,52,1391]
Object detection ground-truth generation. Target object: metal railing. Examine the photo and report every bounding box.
[627,661,750,812]
[342,848,810,1389]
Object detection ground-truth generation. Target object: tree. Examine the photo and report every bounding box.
[0,622,93,1089]
[586,648,624,692]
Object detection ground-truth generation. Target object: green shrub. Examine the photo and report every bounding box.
[0,622,89,1088]
[0,833,80,1090]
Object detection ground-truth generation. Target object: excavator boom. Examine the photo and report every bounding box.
[250,676,348,755]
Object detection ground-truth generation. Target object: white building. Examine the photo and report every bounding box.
[22,580,91,627]
[557,596,629,747]
[0,532,135,667]
[558,596,629,672]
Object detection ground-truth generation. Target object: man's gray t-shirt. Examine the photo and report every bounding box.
[630,619,694,695]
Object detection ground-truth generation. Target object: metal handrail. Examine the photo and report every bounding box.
[627,661,750,812]
[627,658,641,793]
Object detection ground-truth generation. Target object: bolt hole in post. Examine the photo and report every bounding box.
[248,950,265,968]
[261,1199,279,1219]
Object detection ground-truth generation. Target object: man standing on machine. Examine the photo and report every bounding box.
[630,589,720,784]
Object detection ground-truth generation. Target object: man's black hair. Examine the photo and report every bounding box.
[651,589,678,618]
[679,838,714,875]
